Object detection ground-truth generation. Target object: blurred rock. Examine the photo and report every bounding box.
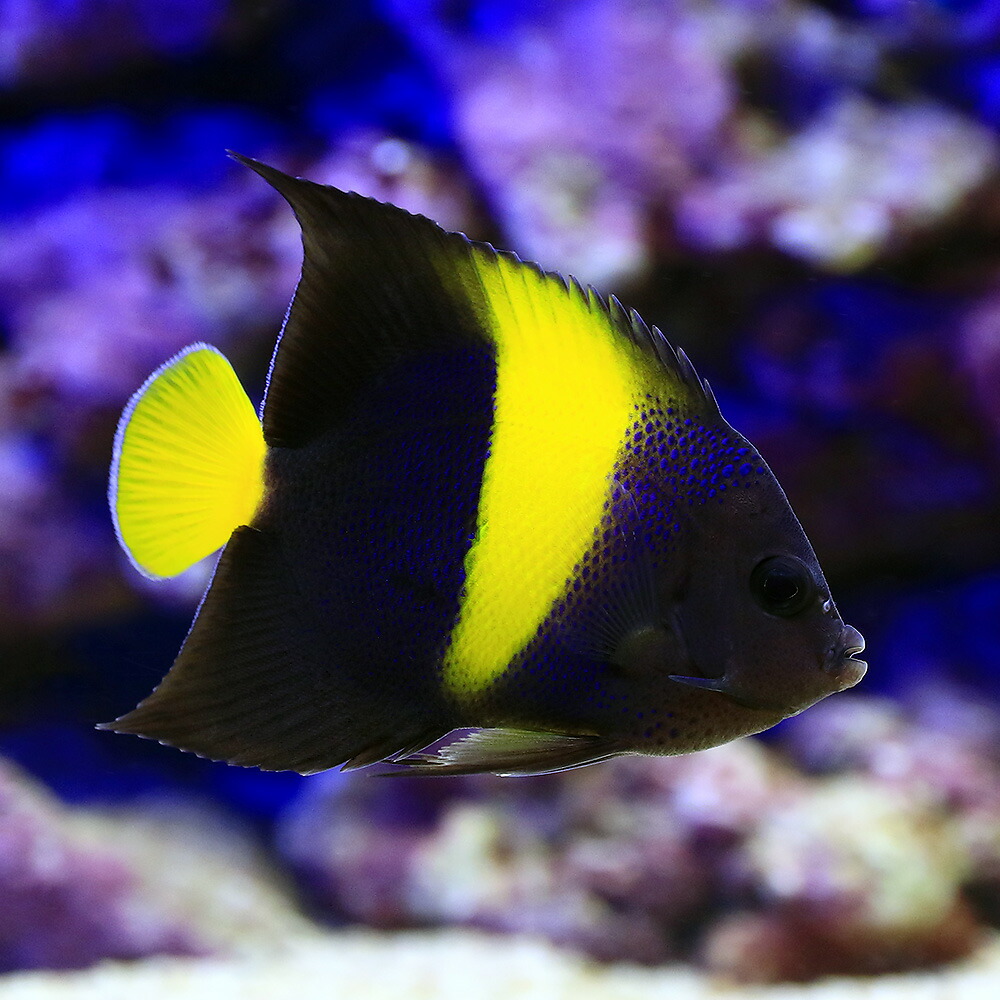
[781,686,1000,804]
[960,283,1000,455]
[0,0,287,87]
[824,0,1000,48]
[67,797,317,955]
[773,694,907,774]
[387,1,999,278]
[717,778,980,980]
[2,929,999,1000]
[0,754,314,973]
[386,0,738,286]
[0,178,297,417]
[678,97,998,269]
[779,684,1000,934]
[0,174,296,627]
[280,754,721,964]
[701,902,980,984]
[305,131,481,237]
[0,756,204,971]
[277,724,992,979]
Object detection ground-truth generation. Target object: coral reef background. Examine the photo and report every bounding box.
[1,0,999,993]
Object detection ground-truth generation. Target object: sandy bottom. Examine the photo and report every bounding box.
[2,930,999,1000]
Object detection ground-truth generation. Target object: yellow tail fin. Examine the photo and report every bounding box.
[110,344,266,579]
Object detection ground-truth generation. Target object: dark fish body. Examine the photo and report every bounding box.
[104,156,866,775]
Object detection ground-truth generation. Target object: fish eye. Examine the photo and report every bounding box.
[750,555,816,618]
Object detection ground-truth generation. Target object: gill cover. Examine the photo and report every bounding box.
[109,344,266,578]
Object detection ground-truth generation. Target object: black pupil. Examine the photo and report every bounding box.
[750,556,814,616]
[763,568,800,605]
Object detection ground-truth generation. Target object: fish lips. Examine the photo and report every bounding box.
[824,623,867,692]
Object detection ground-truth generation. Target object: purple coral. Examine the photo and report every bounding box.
[0,758,205,972]
[677,97,998,269]
[779,683,1000,944]
[387,1,1000,277]
[0,137,477,631]
[278,710,997,981]
[386,0,735,286]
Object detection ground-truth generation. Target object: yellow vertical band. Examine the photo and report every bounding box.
[442,250,655,700]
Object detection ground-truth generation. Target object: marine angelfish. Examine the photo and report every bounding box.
[103,155,867,776]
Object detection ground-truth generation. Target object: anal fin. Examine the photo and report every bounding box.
[393,728,621,776]
[101,526,445,774]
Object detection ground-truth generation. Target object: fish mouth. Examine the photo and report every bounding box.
[825,624,867,691]
[670,625,869,711]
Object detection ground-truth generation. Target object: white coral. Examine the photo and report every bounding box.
[748,777,970,934]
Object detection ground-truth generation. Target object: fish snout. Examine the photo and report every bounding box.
[824,624,867,691]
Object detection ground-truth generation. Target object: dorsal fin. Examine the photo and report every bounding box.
[231,154,720,449]
[232,153,489,448]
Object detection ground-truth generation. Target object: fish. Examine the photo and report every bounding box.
[101,154,867,776]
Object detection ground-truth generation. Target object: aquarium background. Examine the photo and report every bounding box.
[1,0,1000,988]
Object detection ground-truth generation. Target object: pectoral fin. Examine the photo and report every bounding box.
[668,674,727,693]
